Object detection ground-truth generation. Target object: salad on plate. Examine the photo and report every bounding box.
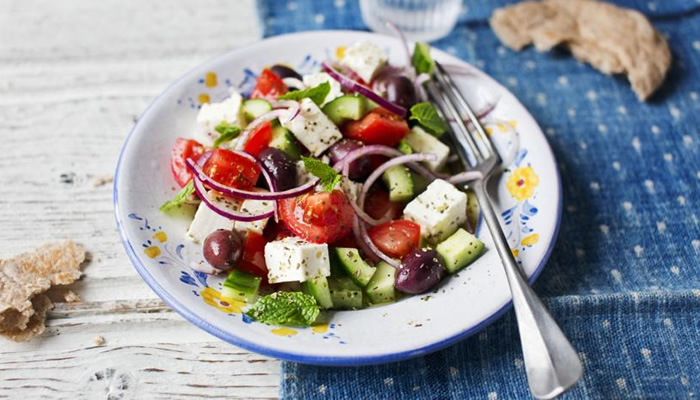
[161,39,491,327]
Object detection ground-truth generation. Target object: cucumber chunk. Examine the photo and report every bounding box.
[365,261,397,304]
[322,95,369,126]
[382,165,414,202]
[269,123,301,160]
[222,269,262,303]
[334,247,376,287]
[436,228,484,274]
[302,276,333,309]
[241,99,272,123]
[328,277,364,310]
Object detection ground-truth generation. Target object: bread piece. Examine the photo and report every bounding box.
[490,0,671,100]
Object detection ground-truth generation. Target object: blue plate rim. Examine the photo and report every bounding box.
[113,29,563,366]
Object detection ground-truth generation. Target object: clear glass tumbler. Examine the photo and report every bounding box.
[360,0,462,42]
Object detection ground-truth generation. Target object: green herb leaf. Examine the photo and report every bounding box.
[278,82,331,106]
[409,102,448,137]
[412,42,435,76]
[213,121,242,148]
[301,156,341,192]
[245,291,320,326]
[160,181,195,212]
[397,139,413,155]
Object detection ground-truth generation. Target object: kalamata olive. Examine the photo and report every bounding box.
[395,248,445,294]
[270,65,303,81]
[203,229,243,271]
[327,139,372,180]
[384,76,417,109]
[258,147,297,191]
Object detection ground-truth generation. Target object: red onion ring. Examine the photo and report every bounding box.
[233,151,279,221]
[354,216,399,268]
[191,175,274,222]
[321,62,407,117]
[333,144,445,181]
[186,157,318,201]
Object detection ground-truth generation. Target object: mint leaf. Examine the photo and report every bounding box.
[245,291,320,326]
[278,82,331,106]
[160,181,195,212]
[397,139,413,155]
[301,156,341,192]
[409,102,448,137]
[412,42,435,76]
[213,121,241,148]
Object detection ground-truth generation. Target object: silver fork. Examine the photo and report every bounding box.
[426,61,583,399]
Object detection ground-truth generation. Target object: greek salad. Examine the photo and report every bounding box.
[161,40,486,327]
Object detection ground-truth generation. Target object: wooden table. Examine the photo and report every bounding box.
[0,1,280,398]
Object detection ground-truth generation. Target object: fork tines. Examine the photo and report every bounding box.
[426,61,501,170]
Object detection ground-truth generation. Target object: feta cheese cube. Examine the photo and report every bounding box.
[194,92,243,147]
[403,179,467,243]
[186,192,241,243]
[340,41,388,83]
[282,98,342,156]
[340,177,362,204]
[404,126,450,171]
[234,196,275,236]
[302,72,343,106]
[264,237,331,283]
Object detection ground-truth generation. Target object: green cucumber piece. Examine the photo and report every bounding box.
[436,228,484,274]
[334,247,376,287]
[269,123,301,160]
[322,95,369,125]
[222,269,262,303]
[365,261,397,304]
[302,276,333,309]
[382,165,414,202]
[241,99,272,123]
[328,277,364,310]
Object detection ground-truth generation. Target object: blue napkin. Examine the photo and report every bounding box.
[257,0,700,398]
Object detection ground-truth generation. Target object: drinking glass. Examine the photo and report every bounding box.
[360,0,462,42]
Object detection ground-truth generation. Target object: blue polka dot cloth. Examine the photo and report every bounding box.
[257,0,700,398]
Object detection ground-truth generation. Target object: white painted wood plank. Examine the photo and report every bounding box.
[0,0,281,398]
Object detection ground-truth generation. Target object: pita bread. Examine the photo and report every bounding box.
[0,240,85,341]
[490,0,671,100]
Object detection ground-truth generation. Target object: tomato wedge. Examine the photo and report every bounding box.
[368,220,421,259]
[243,121,273,157]
[342,107,409,146]
[237,231,269,283]
[279,190,354,244]
[250,69,287,100]
[170,138,205,187]
[202,148,261,189]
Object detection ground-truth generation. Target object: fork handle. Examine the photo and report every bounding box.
[472,180,583,399]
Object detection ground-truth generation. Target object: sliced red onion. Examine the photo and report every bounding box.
[386,22,415,80]
[233,151,279,221]
[446,170,483,185]
[354,216,400,268]
[191,175,274,222]
[321,62,407,117]
[333,144,444,181]
[186,157,318,201]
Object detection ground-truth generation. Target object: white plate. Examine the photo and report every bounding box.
[114,30,561,366]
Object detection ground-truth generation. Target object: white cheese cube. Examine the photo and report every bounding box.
[234,196,275,236]
[194,92,243,147]
[340,41,388,83]
[264,237,331,283]
[282,98,342,156]
[340,177,362,204]
[302,72,343,106]
[404,126,450,171]
[186,191,241,243]
[403,179,467,243]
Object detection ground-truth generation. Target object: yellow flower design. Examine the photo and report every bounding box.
[521,233,540,247]
[204,71,218,88]
[144,246,161,258]
[201,287,244,314]
[506,166,540,201]
[152,231,168,243]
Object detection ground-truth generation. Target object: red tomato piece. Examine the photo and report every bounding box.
[170,138,205,187]
[365,186,404,220]
[331,232,360,249]
[368,220,421,259]
[243,121,273,157]
[342,107,409,146]
[250,69,287,100]
[238,231,269,282]
[202,148,260,189]
[279,190,354,244]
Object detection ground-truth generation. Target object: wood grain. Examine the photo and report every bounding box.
[0,0,281,398]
